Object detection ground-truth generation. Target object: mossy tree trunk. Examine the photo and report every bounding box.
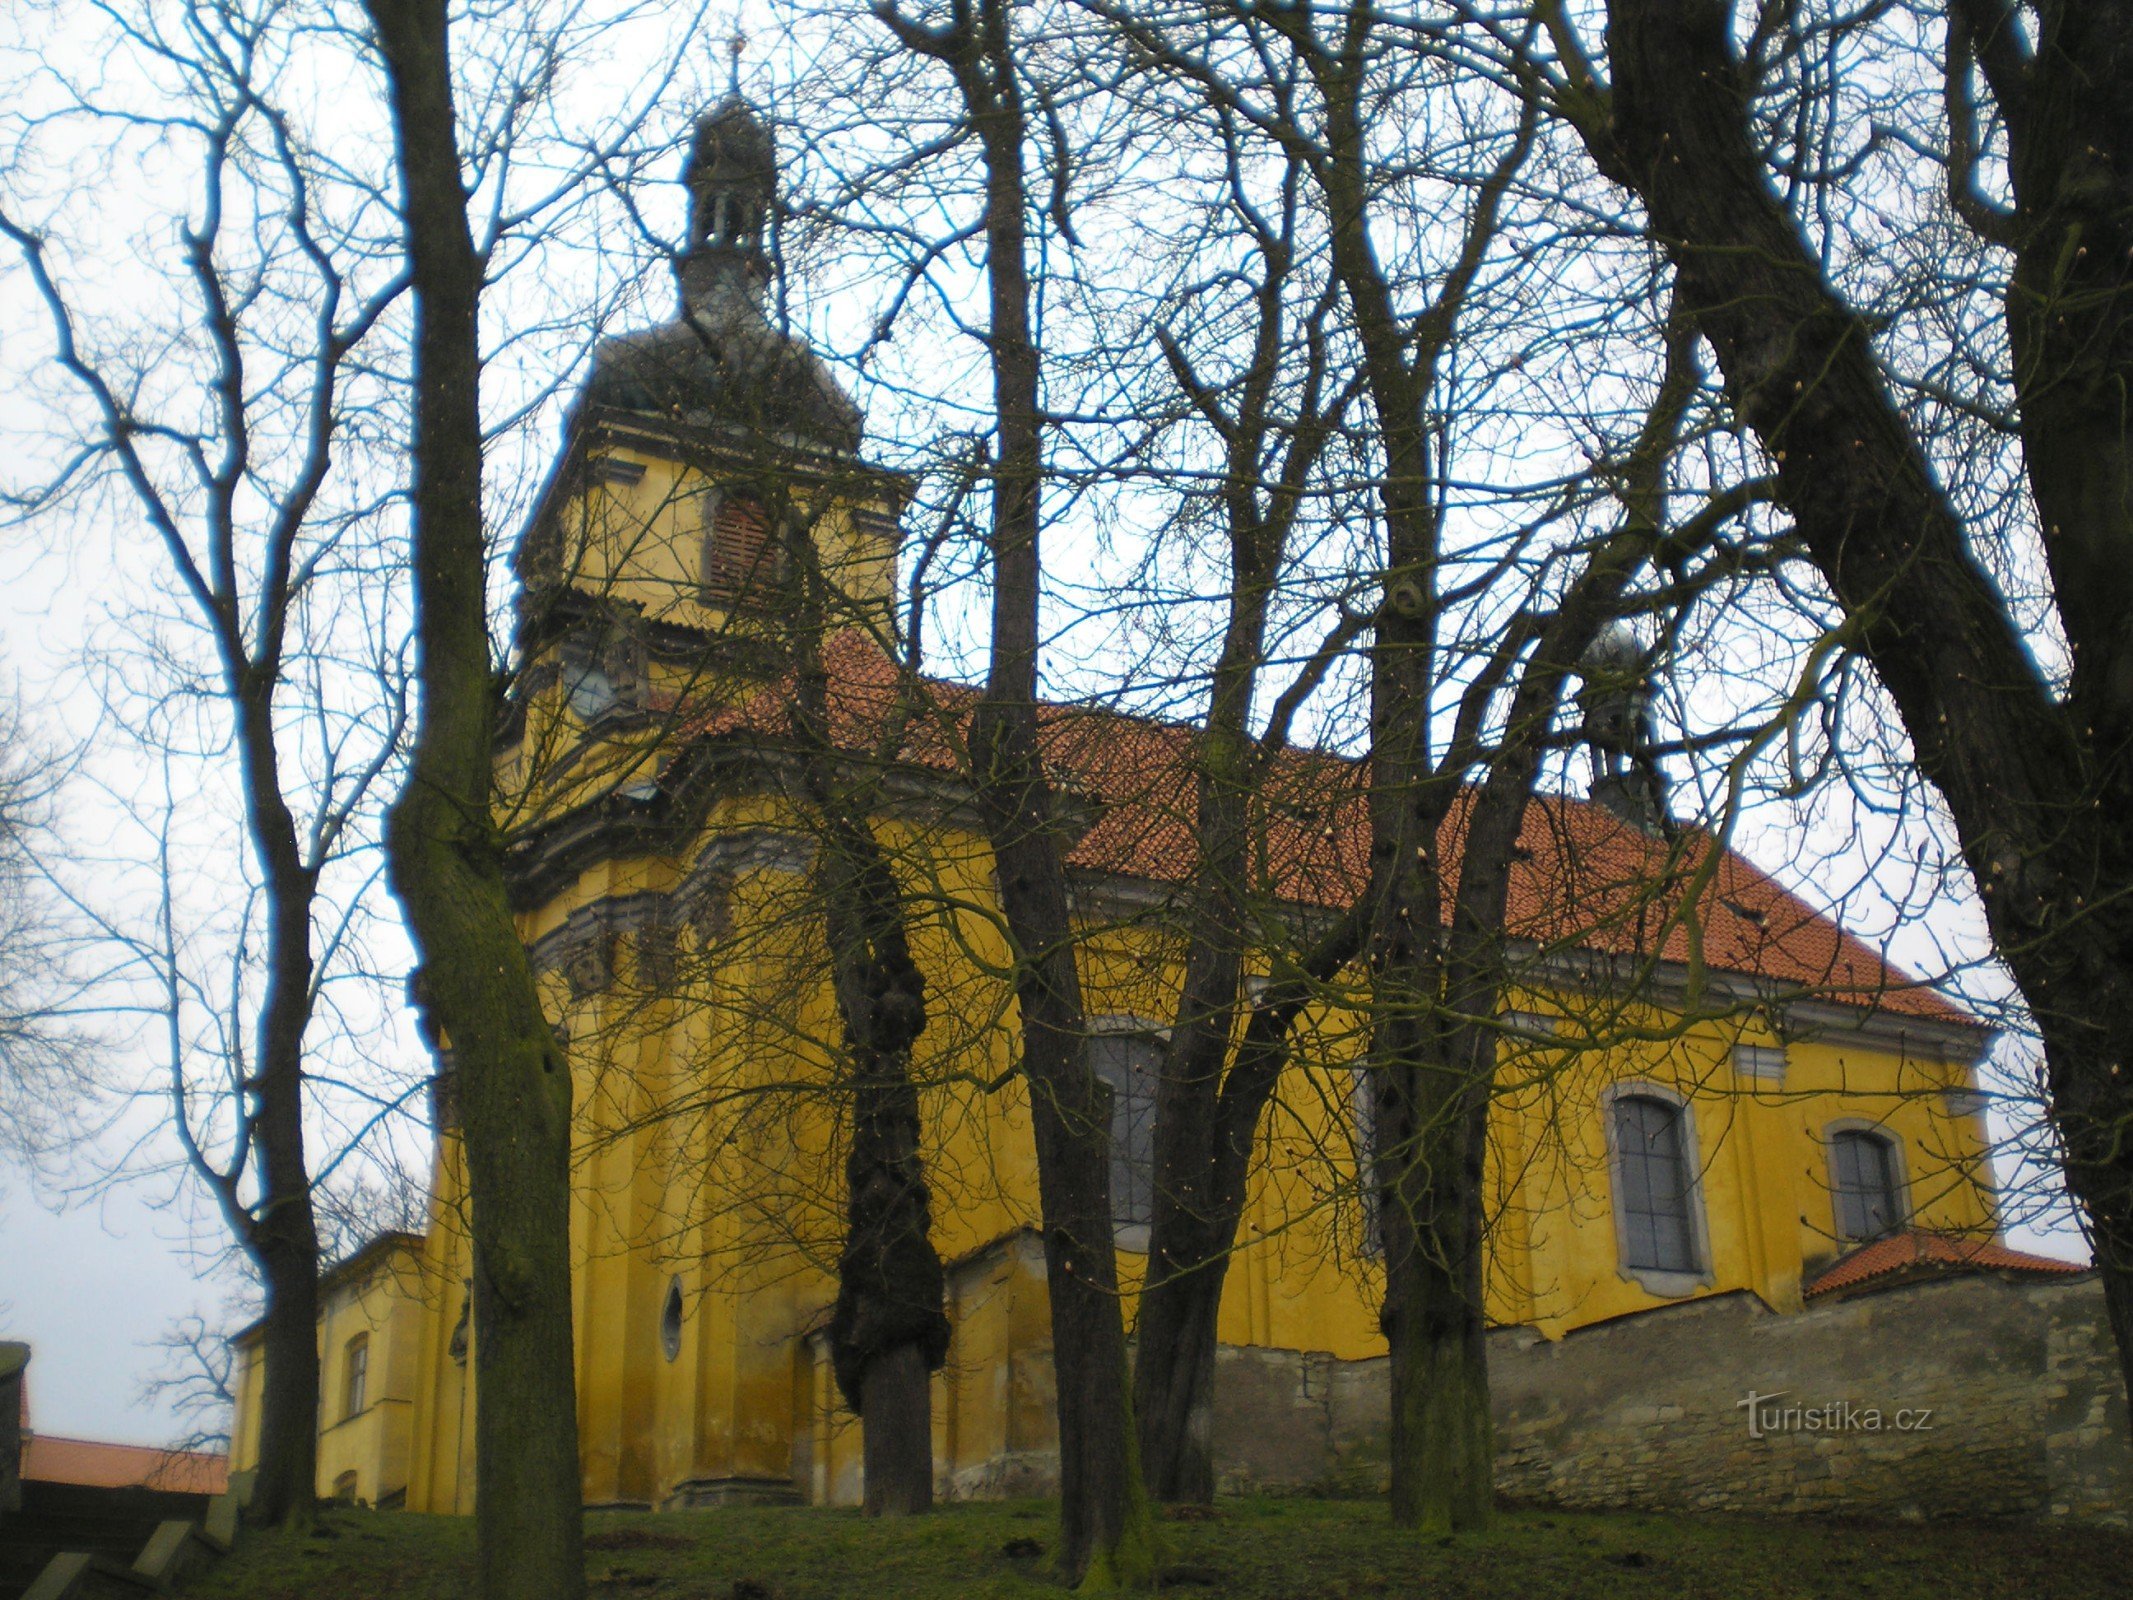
[1583,0,2133,1427]
[366,4,585,1597]
[1297,0,1508,1532]
[875,0,1157,1580]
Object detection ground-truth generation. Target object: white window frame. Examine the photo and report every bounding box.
[1731,1042,1789,1085]
[342,1333,370,1420]
[1601,1081,1715,1299]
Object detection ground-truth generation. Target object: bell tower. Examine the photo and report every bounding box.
[679,94,774,323]
[508,77,903,766]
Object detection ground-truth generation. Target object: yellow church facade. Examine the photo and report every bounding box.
[231,95,2006,1515]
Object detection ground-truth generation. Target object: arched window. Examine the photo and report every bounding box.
[342,1334,369,1420]
[1611,1094,1700,1275]
[1085,1029,1160,1232]
[1830,1129,1904,1241]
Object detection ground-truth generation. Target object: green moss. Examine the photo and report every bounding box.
[1073,1377,1161,1592]
[184,1497,2133,1600]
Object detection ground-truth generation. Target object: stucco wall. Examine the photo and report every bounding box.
[1203,1273,2129,1522]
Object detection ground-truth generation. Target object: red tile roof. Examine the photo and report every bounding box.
[20,1434,228,1494]
[678,632,1978,1029]
[1803,1230,2088,1299]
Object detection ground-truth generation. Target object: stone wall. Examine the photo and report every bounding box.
[1206,1273,2130,1522]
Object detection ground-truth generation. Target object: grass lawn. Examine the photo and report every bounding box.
[183,1497,2133,1599]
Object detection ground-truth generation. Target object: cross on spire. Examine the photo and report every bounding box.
[726,27,746,96]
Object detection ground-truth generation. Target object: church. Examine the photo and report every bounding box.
[229,94,2040,1517]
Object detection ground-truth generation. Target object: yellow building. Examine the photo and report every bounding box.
[231,1232,427,1508]
[233,94,2013,1513]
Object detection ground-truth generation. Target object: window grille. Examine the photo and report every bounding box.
[343,1335,369,1420]
[1830,1129,1903,1241]
[1612,1095,1699,1274]
[1085,1032,1160,1229]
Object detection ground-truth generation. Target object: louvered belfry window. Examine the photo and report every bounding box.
[1831,1129,1903,1241]
[1613,1094,1699,1274]
[702,491,778,600]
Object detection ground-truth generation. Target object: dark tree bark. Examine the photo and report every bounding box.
[816,827,950,1517]
[1581,0,2133,1426]
[1135,906,1367,1502]
[874,0,1157,1581]
[366,3,586,1597]
[1283,3,1524,1530]
[235,715,324,1529]
[786,593,951,1518]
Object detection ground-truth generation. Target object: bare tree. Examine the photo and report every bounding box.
[1068,40,1370,1505]
[785,549,953,1517]
[0,0,414,1525]
[806,0,1796,1538]
[0,691,86,1162]
[1525,0,2133,1420]
[863,0,1158,1579]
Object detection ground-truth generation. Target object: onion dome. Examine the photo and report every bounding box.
[581,95,862,455]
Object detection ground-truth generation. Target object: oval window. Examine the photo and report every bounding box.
[660,1276,684,1362]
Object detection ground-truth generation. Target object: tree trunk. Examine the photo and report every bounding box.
[859,1342,934,1516]
[1136,701,1251,1507]
[974,710,1154,1585]
[366,3,586,1597]
[1134,907,1368,1504]
[1596,0,2133,1426]
[876,0,1157,1580]
[233,695,323,1527]
[779,472,951,1517]
[1379,1084,1492,1534]
[1130,113,1346,1501]
[246,1240,320,1525]
[1132,1241,1220,1503]
[1131,1241,1223,1503]
[813,809,949,1518]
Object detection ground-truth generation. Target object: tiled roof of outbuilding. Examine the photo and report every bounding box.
[1804,1230,2087,1299]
